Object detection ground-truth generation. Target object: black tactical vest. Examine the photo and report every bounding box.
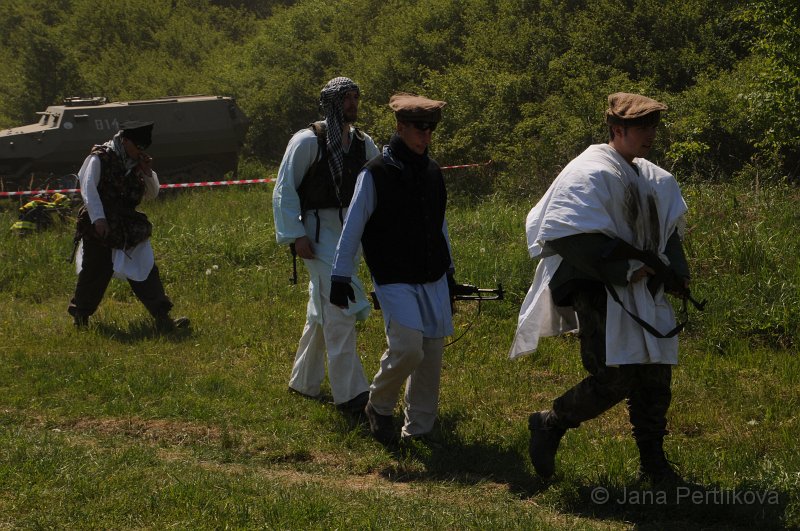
[361,152,451,285]
[75,145,152,249]
[296,121,367,211]
[92,145,146,209]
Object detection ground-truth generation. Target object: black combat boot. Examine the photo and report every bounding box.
[528,410,567,478]
[73,314,89,329]
[155,314,190,333]
[637,438,683,485]
[337,391,369,416]
[364,401,396,444]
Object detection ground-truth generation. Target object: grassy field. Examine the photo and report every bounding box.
[0,180,798,529]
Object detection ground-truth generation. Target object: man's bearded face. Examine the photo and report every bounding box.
[341,90,359,123]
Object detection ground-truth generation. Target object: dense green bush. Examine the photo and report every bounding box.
[742,0,800,181]
[1,0,798,189]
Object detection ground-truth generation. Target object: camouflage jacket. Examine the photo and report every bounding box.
[75,145,152,249]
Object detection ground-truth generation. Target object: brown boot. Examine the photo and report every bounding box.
[528,410,567,478]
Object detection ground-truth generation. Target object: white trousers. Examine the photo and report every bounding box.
[369,321,444,438]
[288,294,369,405]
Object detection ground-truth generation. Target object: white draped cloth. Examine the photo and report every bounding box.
[509,144,687,365]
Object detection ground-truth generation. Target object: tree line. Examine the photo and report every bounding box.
[1,0,797,195]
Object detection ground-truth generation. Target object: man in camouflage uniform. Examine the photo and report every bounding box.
[510,93,691,483]
[69,121,188,332]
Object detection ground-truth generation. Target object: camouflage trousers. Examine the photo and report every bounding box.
[552,287,672,442]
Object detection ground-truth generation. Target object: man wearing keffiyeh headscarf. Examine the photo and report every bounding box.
[319,76,359,195]
[272,77,380,415]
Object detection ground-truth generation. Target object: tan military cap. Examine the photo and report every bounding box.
[389,92,446,122]
[605,92,667,121]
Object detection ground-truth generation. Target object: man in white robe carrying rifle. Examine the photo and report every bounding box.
[510,93,699,484]
[272,77,380,415]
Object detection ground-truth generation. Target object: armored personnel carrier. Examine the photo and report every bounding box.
[0,95,249,191]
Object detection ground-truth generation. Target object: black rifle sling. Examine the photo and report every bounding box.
[289,123,326,283]
[598,238,690,338]
[602,282,686,339]
[308,122,327,243]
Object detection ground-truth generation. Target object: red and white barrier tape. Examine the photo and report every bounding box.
[1,161,491,198]
[159,178,275,190]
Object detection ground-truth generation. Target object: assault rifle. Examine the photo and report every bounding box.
[450,282,505,302]
[369,282,504,311]
[598,238,706,339]
[601,238,706,311]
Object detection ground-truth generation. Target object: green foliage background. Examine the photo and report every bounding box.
[1,0,799,191]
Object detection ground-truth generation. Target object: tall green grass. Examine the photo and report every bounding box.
[0,182,797,529]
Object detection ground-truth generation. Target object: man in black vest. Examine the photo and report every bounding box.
[330,93,456,444]
[272,77,380,414]
[68,121,188,332]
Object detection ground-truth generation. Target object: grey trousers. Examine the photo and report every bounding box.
[369,320,444,438]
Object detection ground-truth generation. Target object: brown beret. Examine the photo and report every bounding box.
[605,92,667,121]
[389,92,446,123]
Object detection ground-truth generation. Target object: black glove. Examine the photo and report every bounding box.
[330,280,355,308]
[447,272,457,299]
[447,272,476,299]
[663,269,690,298]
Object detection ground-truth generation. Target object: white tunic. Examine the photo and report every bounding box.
[75,154,158,282]
[272,122,380,324]
[509,144,687,365]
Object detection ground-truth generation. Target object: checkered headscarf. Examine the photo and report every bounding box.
[319,77,360,197]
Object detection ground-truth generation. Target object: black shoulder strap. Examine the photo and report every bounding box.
[603,283,686,338]
[301,122,328,242]
[596,237,704,337]
[305,121,327,177]
[309,121,326,156]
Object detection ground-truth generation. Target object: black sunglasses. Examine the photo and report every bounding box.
[409,121,437,132]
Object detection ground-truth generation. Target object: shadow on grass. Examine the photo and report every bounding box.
[558,477,790,530]
[93,318,193,343]
[367,411,550,496]
[359,413,792,529]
